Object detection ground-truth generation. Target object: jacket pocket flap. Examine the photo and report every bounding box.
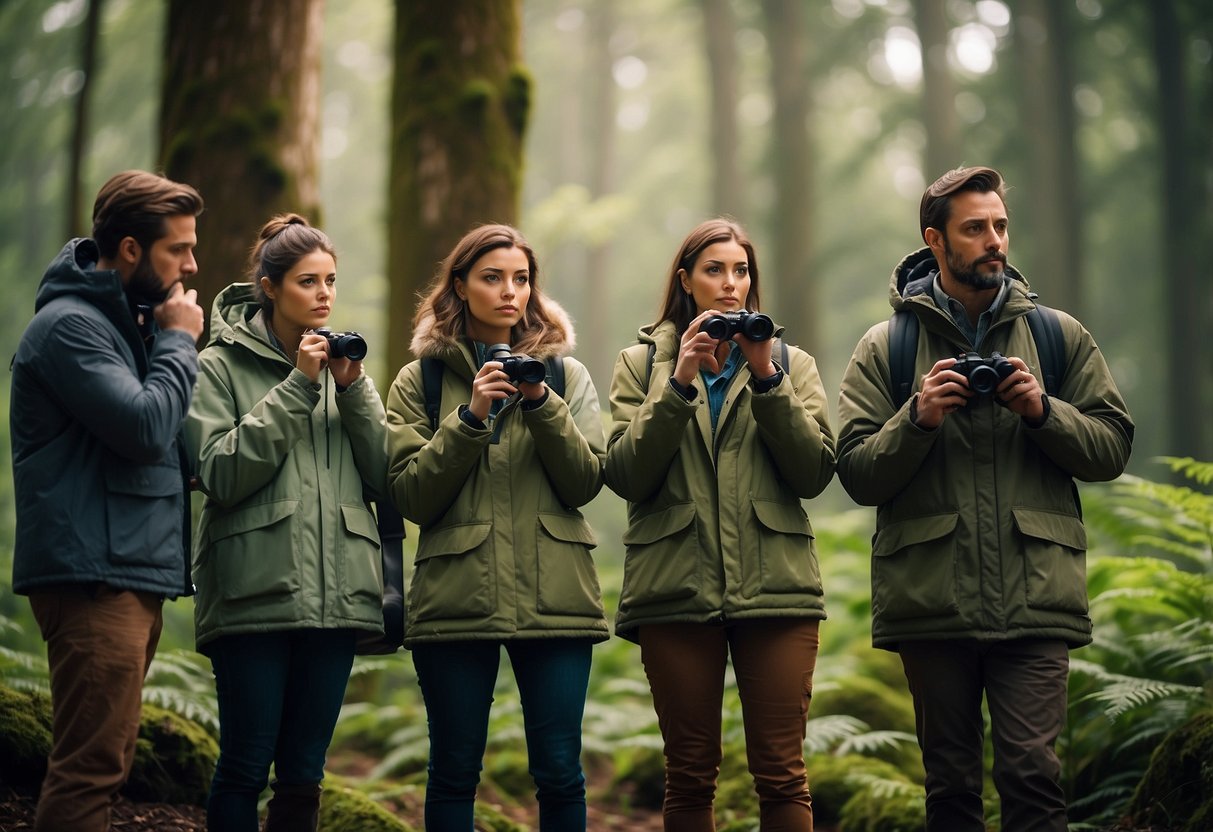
[207,500,299,543]
[537,513,597,548]
[751,499,813,536]
[416,522,492,563]
[622,502,697,545]
[105,463,181,497]
[341,504,381,545]
[1012,508,1087,550]
[873,513,958,557]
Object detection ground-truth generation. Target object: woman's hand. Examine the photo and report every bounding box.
[297,331,329,383]
[328,355,363,388]
[734,330,776,379]
[468,360,518,422]
[673,310,724,386]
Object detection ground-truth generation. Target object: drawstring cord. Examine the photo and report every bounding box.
[324,370,331,468]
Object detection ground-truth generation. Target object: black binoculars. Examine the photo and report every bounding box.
[699,311,775,342]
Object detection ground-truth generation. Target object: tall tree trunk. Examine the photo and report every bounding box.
[160,0,324,326]
[67,0,103,239]
[701,0,742,219]
[581,2,616,385]
[387,1,529,370]
[1010,0,1081,315]
[911,0,960,180]
[761,0,817,355]
[1152,0,1210,460]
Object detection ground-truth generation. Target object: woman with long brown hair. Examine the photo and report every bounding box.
[385,223,607,830]
[604,218,836,831]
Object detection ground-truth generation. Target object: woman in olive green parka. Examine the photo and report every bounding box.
[186,215,387,831]
[386,224,606,831]
[604,219,835,831]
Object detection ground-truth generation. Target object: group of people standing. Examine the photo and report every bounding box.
[10,165,1133,832]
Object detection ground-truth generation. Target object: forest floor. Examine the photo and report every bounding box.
[0,782,667,832]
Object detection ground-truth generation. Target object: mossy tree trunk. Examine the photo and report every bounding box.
[911,0,960,181]
[761,0,818,356]
[67,0,103,239]
[1152,0,1213,462]
[387,1,529,370]
[1011,0,1082,316]
[701,0,742,220]
[160,0,323,328]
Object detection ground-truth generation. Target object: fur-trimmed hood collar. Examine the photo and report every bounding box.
[409,295,577,359]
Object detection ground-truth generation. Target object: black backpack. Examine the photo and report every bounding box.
[888,304,1065,409]
[420,354,567,431]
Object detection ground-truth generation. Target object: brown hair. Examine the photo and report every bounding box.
[91,170,204,258]
[919,166,1006,241]
[415,223,564,356]
[655,218,761,335]
[249,214,336,318]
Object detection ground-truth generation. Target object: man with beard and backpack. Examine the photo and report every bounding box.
[836,166,1133,831]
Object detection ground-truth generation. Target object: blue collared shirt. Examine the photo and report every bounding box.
[931,274,1011,350]
[700,343,743,436]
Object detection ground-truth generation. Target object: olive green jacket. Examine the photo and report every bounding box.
[836,249,1134,649]
[604,321,836,642]
[386,301,608,646]
[186,283,388,650]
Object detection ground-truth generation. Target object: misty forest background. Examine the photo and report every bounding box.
[1,1,1211,831]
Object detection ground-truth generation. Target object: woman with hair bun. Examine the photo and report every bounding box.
[386,223,607,830]
[186,214,388,831]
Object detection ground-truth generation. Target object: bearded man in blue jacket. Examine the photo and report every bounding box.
[837,166,1133,831]
[10,170,205,832]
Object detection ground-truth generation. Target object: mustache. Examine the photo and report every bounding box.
[977,253,1007,266]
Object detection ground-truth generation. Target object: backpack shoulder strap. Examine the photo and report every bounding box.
[1025,303,1065,398]
[545,355,566,400]
[644,342,657,388]
[421,357,444,431]
[779,338,789,375]
[888,310,919,409]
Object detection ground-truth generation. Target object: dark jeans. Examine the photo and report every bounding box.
[640,618,821,832]
[412,639,594,832]
[205,629,356,832]
[29,586,163,832]
[899,638,1070,832]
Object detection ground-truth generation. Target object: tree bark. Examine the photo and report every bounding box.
[911,0,960,181]
[581,2,617,385]
[387,0,529,369]
[701,0,742,219]
[160,0,324,326]
[1010,0,1081,315]
[761,0,817,355]
[68,0,103,239]
[1152,0,1210,460]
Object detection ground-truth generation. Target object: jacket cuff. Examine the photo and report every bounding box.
[668,377,698,402]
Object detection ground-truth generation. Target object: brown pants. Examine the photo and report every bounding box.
[899,638,1070,832]
[640,618,820,832]
[29,585,163,832]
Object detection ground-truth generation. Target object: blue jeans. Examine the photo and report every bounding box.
[205,629,356,832]
[412,639,593,832]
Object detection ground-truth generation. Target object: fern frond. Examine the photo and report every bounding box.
[804,713,867,756]
[836,729,918,757]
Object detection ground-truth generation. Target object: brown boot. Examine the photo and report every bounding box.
[264,780,321,832]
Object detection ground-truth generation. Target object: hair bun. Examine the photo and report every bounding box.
[259,212,310,242]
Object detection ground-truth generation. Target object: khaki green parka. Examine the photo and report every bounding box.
[837,249,1134,650]
[386,301,608,647]
[186,284,389,650]
[604,321,836,642]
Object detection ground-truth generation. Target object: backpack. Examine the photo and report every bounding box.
[888,304,1065,409]
[420,354,567,431]
[643,338,791,388]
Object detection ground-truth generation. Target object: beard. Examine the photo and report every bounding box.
[126,253,173,304]
[944,237,1006,290]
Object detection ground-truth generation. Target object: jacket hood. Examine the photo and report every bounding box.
[206,282,261,341]
[409,295,577,360]
[35,238,126,313]
[888,246,1030,311]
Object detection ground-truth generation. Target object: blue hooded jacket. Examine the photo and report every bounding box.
[10,238,198,597]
